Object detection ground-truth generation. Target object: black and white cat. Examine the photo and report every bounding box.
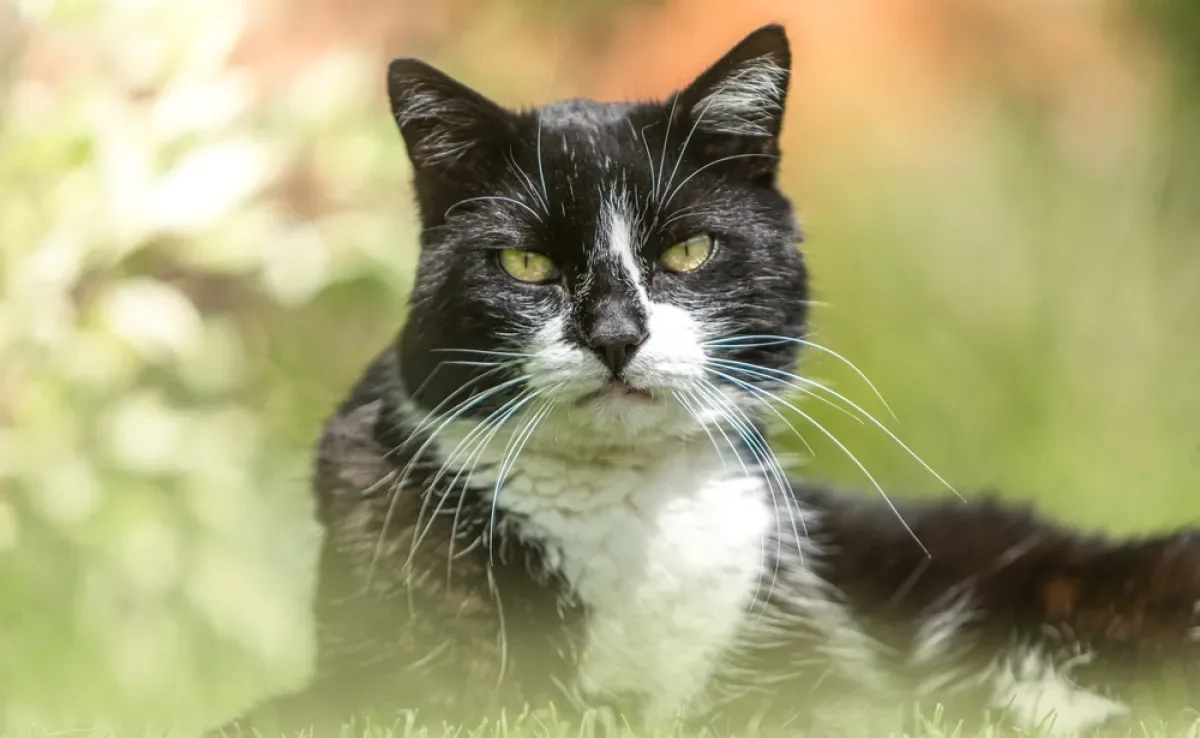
[217,24,1200,737]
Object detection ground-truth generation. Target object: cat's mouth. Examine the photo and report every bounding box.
[575,379,654,406]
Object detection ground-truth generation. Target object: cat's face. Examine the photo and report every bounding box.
[392,25,808,446]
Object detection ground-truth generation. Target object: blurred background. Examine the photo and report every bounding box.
[1,0,1198,732]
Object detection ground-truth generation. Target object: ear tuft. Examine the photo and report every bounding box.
[387,59,513,172]
[680,24,792,138]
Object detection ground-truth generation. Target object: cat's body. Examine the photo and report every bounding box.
[218,25,1200,737]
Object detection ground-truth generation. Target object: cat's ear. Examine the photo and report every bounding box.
[675,24,791,142]
[387,59,516,176]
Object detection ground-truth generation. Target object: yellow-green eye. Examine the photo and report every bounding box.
[659,234,713,273]
[498,248,560,283]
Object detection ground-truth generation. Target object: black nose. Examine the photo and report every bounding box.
[585,307,648,376]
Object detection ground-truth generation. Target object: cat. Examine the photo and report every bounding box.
[213,24,1200,737]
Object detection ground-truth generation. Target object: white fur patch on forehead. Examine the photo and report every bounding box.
[691,58,788,137]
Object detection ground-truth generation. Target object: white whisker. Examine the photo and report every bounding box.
[705,334,897,420]
[445,195,543,222]
[711,368,930,557]
[536,110,549,206]
[364,369,524,587]
[487,396,558,566]
[712,359,961,501]
[655,96,680,201]
[662,153,779,212]
[708,358,865,426]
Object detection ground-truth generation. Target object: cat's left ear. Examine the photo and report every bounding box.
[674,24,791,144]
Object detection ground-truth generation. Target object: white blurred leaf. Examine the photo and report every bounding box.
[151,73,252,139]
[148,138,274,235]
[104,391,188,475]
[33,455,101,526]
[259,224,331,306]
[97,278,202,363]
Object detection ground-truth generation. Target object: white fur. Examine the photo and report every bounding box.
[437,425,772,722]
[692,58,787,137]
[910,590,979,696]
[599,200,650,306]
[986,644,1127,736]
[522,293,721,440]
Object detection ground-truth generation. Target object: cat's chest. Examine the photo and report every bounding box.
[495,452,772,720]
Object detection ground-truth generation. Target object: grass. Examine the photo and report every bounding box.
[10,708,1200,738]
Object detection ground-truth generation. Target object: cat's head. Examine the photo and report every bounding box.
[391,25,808,448]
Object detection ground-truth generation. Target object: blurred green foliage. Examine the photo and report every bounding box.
[0,0,415,730]
[0,0,1197,733]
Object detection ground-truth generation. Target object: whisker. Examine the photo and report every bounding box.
[691,381,794,616]
[487,396,557,566]
[704,334,897,420]
[711,359,961,501]
[672,389,733,475]
[676,387,776,616]
[658,97,711,215]
[708,358,865,426]
[390,358,515,450]
[505,149,550,215]
[401,386,538,576]
[393,372,529,464]
[445,195,542,222]
[363,369,522,587]
[662,153,780,212]
[630,119,660,203]
[702,370,816,460]
[696,379,806,538]
[435,395,542,572]
[678,383,780,603]
[426,388,539,493]
[655,95,680,201]
[659,66,778,212]
[430,348,536,359]
[536,110,549,206]
[659,203,710,231]
[440,360,508,369]
[695,381,795,510]
[710,368,930,558]
[405,389,543,583]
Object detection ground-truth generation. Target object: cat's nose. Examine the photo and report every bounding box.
[585,314,648,377]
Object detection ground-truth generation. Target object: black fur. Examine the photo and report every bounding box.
[213,24,1200,738]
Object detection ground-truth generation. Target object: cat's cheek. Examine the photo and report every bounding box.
[521,314,607,391]
[623,302,711,389]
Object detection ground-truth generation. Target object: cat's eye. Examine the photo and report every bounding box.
[498,248,561,283]
[659,234,714,273]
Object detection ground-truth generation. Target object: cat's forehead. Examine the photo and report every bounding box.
[536,98,640,130]
[505,99,663,210]
[519,100,656,169]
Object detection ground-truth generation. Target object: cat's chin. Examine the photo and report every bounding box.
[553,386,702,444]
[573,379,655,407]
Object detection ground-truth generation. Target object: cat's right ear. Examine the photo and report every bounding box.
[387,59,516,177]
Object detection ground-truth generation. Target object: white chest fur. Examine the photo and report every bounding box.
[440,430,772,721]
